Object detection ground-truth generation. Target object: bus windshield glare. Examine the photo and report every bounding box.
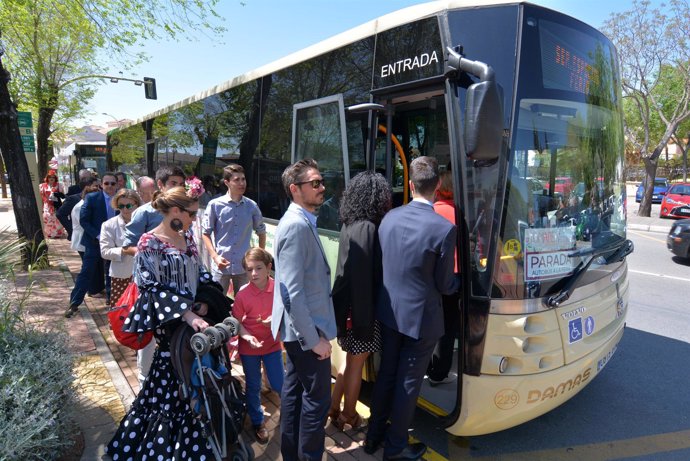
[494,13,626,301]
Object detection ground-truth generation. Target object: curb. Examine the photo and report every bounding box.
[628,223,671,234]
[55,257,135,460]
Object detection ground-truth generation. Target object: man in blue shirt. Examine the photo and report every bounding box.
[202,164,266,296]
[122,166,185,248]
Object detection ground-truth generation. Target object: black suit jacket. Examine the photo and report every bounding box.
[376,200,457,340]
[332,220,382,341]
[55,194,81,240]
[66,185,82,196]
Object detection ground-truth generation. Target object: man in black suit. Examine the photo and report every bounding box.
[365,156,458,460]
[65,172,119,318]
[56,176,99,241]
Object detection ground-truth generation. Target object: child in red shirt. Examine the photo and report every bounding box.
[233,247,284,444]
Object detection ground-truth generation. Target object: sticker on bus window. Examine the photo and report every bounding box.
[523,228,576,281]
[524,250,574,281]
[523,227,576,252]
[503,239,521,257]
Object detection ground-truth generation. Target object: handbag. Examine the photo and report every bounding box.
[107,282,153,350]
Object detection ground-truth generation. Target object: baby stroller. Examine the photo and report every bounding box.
[170,316,254,461]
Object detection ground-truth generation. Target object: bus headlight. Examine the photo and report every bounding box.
[499,356,508,374]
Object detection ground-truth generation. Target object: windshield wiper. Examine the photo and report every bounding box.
[545,239,633,308]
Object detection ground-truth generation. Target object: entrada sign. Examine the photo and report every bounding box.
[380,51,440,78]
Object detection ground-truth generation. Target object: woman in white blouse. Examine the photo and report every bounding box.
[100,188,142,304]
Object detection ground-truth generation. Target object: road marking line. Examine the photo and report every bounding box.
[464,428,690,461]
[628,230,667,244]
[629,269,690,282]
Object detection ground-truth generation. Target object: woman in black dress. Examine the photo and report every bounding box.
[106,184,222,460]
[329,171,391,430]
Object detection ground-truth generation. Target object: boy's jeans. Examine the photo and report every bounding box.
[240,350,285,426]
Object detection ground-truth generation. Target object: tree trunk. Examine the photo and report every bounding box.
[36,98,57,180]
[0,55,47,268]
[638,156,659,217]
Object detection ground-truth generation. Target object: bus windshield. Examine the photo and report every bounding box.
[493,9,626,300]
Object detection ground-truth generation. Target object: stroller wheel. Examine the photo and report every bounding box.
[190,332,211,355]
[204,326,223,349]
[229,445,254,461]
[215,323,233,342]
[223,316,241,336]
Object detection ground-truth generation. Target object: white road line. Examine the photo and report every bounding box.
[629,269,690,282]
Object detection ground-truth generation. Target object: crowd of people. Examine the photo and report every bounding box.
[51,155,459,461]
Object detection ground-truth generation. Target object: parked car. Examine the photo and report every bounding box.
[660,183,690,218]
[667,218,690,259]
[635,177,669,203]
[544,176,574,197]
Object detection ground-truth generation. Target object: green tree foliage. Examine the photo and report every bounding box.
[1,0,101,181]
[0,0,226,180]
[604,0,690,216]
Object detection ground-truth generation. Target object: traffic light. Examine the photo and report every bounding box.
[144,77,157,100]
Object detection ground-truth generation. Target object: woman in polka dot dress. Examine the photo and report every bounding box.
[106,185,219,461]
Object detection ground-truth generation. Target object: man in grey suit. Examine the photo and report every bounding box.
[271,158,336,461]
[365,156,458,461]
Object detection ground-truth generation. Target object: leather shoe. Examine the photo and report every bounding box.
[64,304,78,318]
[363,436,383,455]
[383,442,427,460]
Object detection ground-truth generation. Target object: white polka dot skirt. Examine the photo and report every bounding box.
[337,321,382,354]
[106,347,216,460]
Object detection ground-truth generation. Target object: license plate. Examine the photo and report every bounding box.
[679,207,690,214]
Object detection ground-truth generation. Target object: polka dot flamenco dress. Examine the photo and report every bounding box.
[106,232,217,461]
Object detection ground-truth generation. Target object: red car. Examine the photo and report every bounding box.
[544,177,574,196]
[660,183,690,218]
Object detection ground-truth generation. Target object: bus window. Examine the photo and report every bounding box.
[292,94,349,231]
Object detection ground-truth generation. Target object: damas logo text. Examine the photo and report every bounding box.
[526,368,591,404]
[380,51,439,78]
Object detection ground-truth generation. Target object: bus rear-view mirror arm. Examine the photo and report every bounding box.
[445,46,504,162]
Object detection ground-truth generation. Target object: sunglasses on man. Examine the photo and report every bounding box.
[117,203,137,210]
[295,179,324,189]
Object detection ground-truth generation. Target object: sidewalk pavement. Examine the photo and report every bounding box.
[0,197,377,461]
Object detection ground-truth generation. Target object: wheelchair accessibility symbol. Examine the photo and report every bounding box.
[568,317,583,343]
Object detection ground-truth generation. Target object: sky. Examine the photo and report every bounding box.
[80,0,645,128]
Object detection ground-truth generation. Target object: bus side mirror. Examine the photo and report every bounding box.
[465,80,503,161]
[445,46,504,162]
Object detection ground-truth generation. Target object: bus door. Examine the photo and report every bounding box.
[369,86,461,416]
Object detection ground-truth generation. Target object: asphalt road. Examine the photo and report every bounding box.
[409,228,690,461]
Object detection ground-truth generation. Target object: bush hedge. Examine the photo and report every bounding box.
[0,235,76,460]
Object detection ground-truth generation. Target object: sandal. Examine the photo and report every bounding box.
[327,407,340,424]
[333,411,363,431]
[254,423,269,444]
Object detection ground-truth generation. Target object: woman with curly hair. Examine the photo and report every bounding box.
[328,170,392,430]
